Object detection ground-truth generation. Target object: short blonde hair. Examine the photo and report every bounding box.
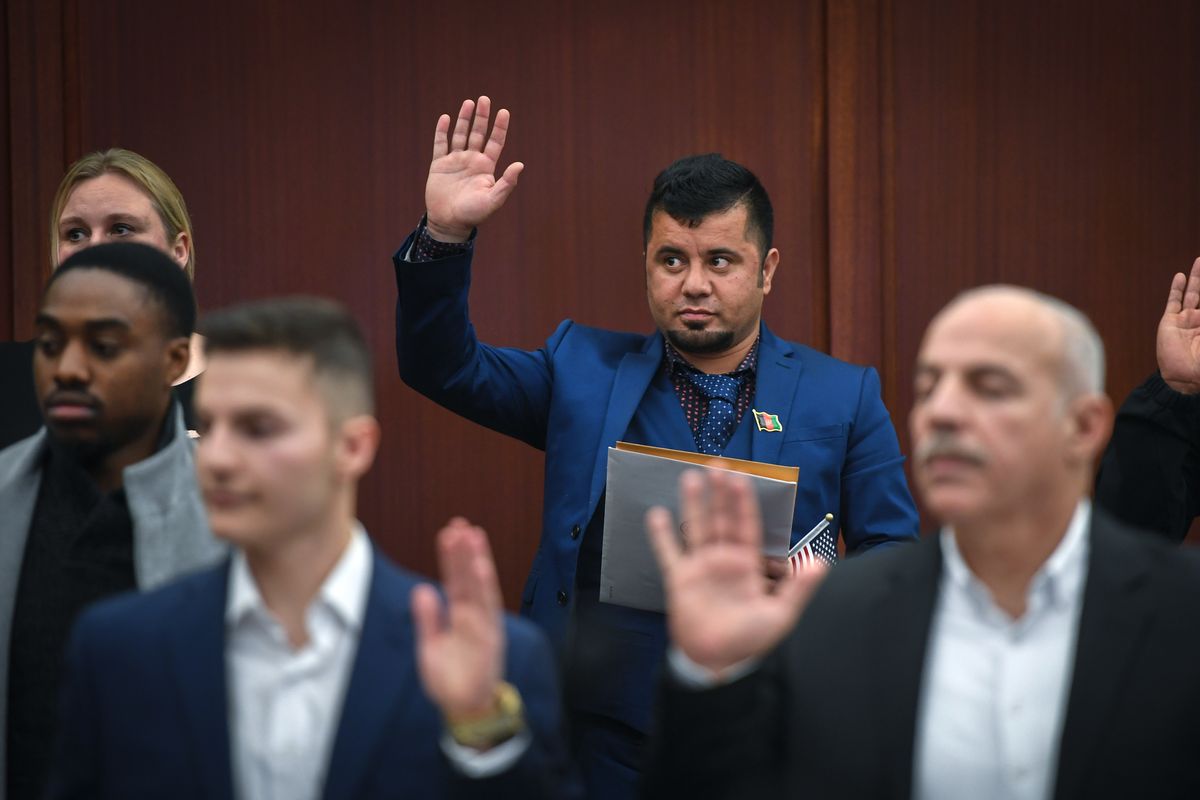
[49,148,196,280]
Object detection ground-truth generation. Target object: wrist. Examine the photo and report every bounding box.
[1161,376,1200,395]
[444,681,526,750]
[425,216,473,244]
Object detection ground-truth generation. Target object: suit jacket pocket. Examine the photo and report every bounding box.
[782,422,847,444]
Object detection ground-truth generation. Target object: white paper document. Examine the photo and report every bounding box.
[599,445,798,613]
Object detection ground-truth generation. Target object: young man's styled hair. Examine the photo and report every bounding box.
[51,242,197,339]
[200,296,375,419]
[50,148,197,279]
[642,153,775,262]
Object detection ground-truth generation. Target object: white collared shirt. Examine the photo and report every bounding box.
[912,500,1091,800]
[225,525,529,800]
[226,526,372,800]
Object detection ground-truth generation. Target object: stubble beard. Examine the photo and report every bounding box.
[664,327,736,355]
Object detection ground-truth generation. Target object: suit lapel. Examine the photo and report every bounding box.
[167,563,235,800]
[750,327,803,466]
[587,334,663,516]
[1052,512,1155,798]
[322,554,414,800]
[870,536,943,798]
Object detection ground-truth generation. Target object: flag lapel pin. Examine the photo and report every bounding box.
[752,409,782,433]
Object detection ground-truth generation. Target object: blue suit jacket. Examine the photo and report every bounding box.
[395,235,919,650]
[48,549,578,800]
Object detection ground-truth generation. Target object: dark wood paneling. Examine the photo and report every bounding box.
[4,0,67,337]
[4,0,1198,596]
[59,0,827,601]
[887,0,1200,534]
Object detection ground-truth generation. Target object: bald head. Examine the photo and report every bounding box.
[933,285,1105,402]
[911,285,1113,528]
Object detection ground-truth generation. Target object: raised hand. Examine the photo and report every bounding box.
[425,96,524,242]
[412,517,505,721]
[1157,256,1200,394]
[647,470,827,677]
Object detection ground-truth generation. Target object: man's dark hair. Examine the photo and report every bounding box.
[50,242,196,338]
[200,296,374,417]
[642,153,774,260]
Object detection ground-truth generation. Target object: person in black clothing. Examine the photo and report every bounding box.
[0,148,200,449]
[0,243,223,799]
[1096,256,1200,542]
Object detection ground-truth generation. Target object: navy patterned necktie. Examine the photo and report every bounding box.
[686,371,743,455]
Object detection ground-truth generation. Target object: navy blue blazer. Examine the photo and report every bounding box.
[395,235,919,648]
[48,549,578,799]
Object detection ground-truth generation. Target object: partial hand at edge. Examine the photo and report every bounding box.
[412,517,506,721]
[424,96,524,243]
[1157,256,1200,395]
[647,470,827,678]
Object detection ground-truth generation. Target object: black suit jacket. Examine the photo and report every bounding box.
[0,340,41,450]
[644,510,1200,799]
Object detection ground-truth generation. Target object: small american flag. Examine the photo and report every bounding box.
[788,514,837,574]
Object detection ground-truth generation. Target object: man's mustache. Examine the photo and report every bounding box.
[42,389,101,409]
[915,432,988,467]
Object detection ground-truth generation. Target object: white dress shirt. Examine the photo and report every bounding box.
[226,526,372,800]
[225,525,528,800]
[912,501,1091,800]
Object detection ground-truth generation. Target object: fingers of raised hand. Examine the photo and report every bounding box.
[467,95,492,152]
[436,517,498,611]
[411,583,446,647]
[1166,272,1186,315]
[704,470,758,547]
[1185,257,1200,311]
[727,474,762,548]
[450,98,476,151]
[646,506,682,576]
[491,161,524,204]
[432,114,452,161]
[678,470,713,546]
[778,562,829,619]
[483,107,512,163]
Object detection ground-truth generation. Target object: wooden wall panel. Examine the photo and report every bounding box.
[50,0,829,601]
[885,0,1200,533]
[4,0,67,338]
[3,0,1198,598]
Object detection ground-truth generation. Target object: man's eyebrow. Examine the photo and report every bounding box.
[653,244,686,256]
[966,364,1018,382]
[33,313,61,329]
[704,247,740,258]
[84,318,133,334]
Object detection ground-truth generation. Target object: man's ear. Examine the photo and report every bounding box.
[164,336,191,387]
[760,248,780,293]
[1064,392,1114,466]
[336,415,381,480]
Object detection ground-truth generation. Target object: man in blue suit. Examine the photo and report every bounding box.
[49,297,577,799]
[394,96,919,798]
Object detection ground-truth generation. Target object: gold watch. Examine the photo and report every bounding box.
[446,681,526,749]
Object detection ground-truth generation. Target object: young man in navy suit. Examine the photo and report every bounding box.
[394,96,919,797]
[50,297,576,799]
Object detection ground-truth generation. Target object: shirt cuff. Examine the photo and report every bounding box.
[667,646,761,689]
[439,730,531,778]
[404,216,476,262]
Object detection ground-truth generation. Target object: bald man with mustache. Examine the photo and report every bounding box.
[644,286,1200,800]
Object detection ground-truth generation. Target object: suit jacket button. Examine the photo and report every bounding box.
[556,590,569,606]
[570,524,581,540]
